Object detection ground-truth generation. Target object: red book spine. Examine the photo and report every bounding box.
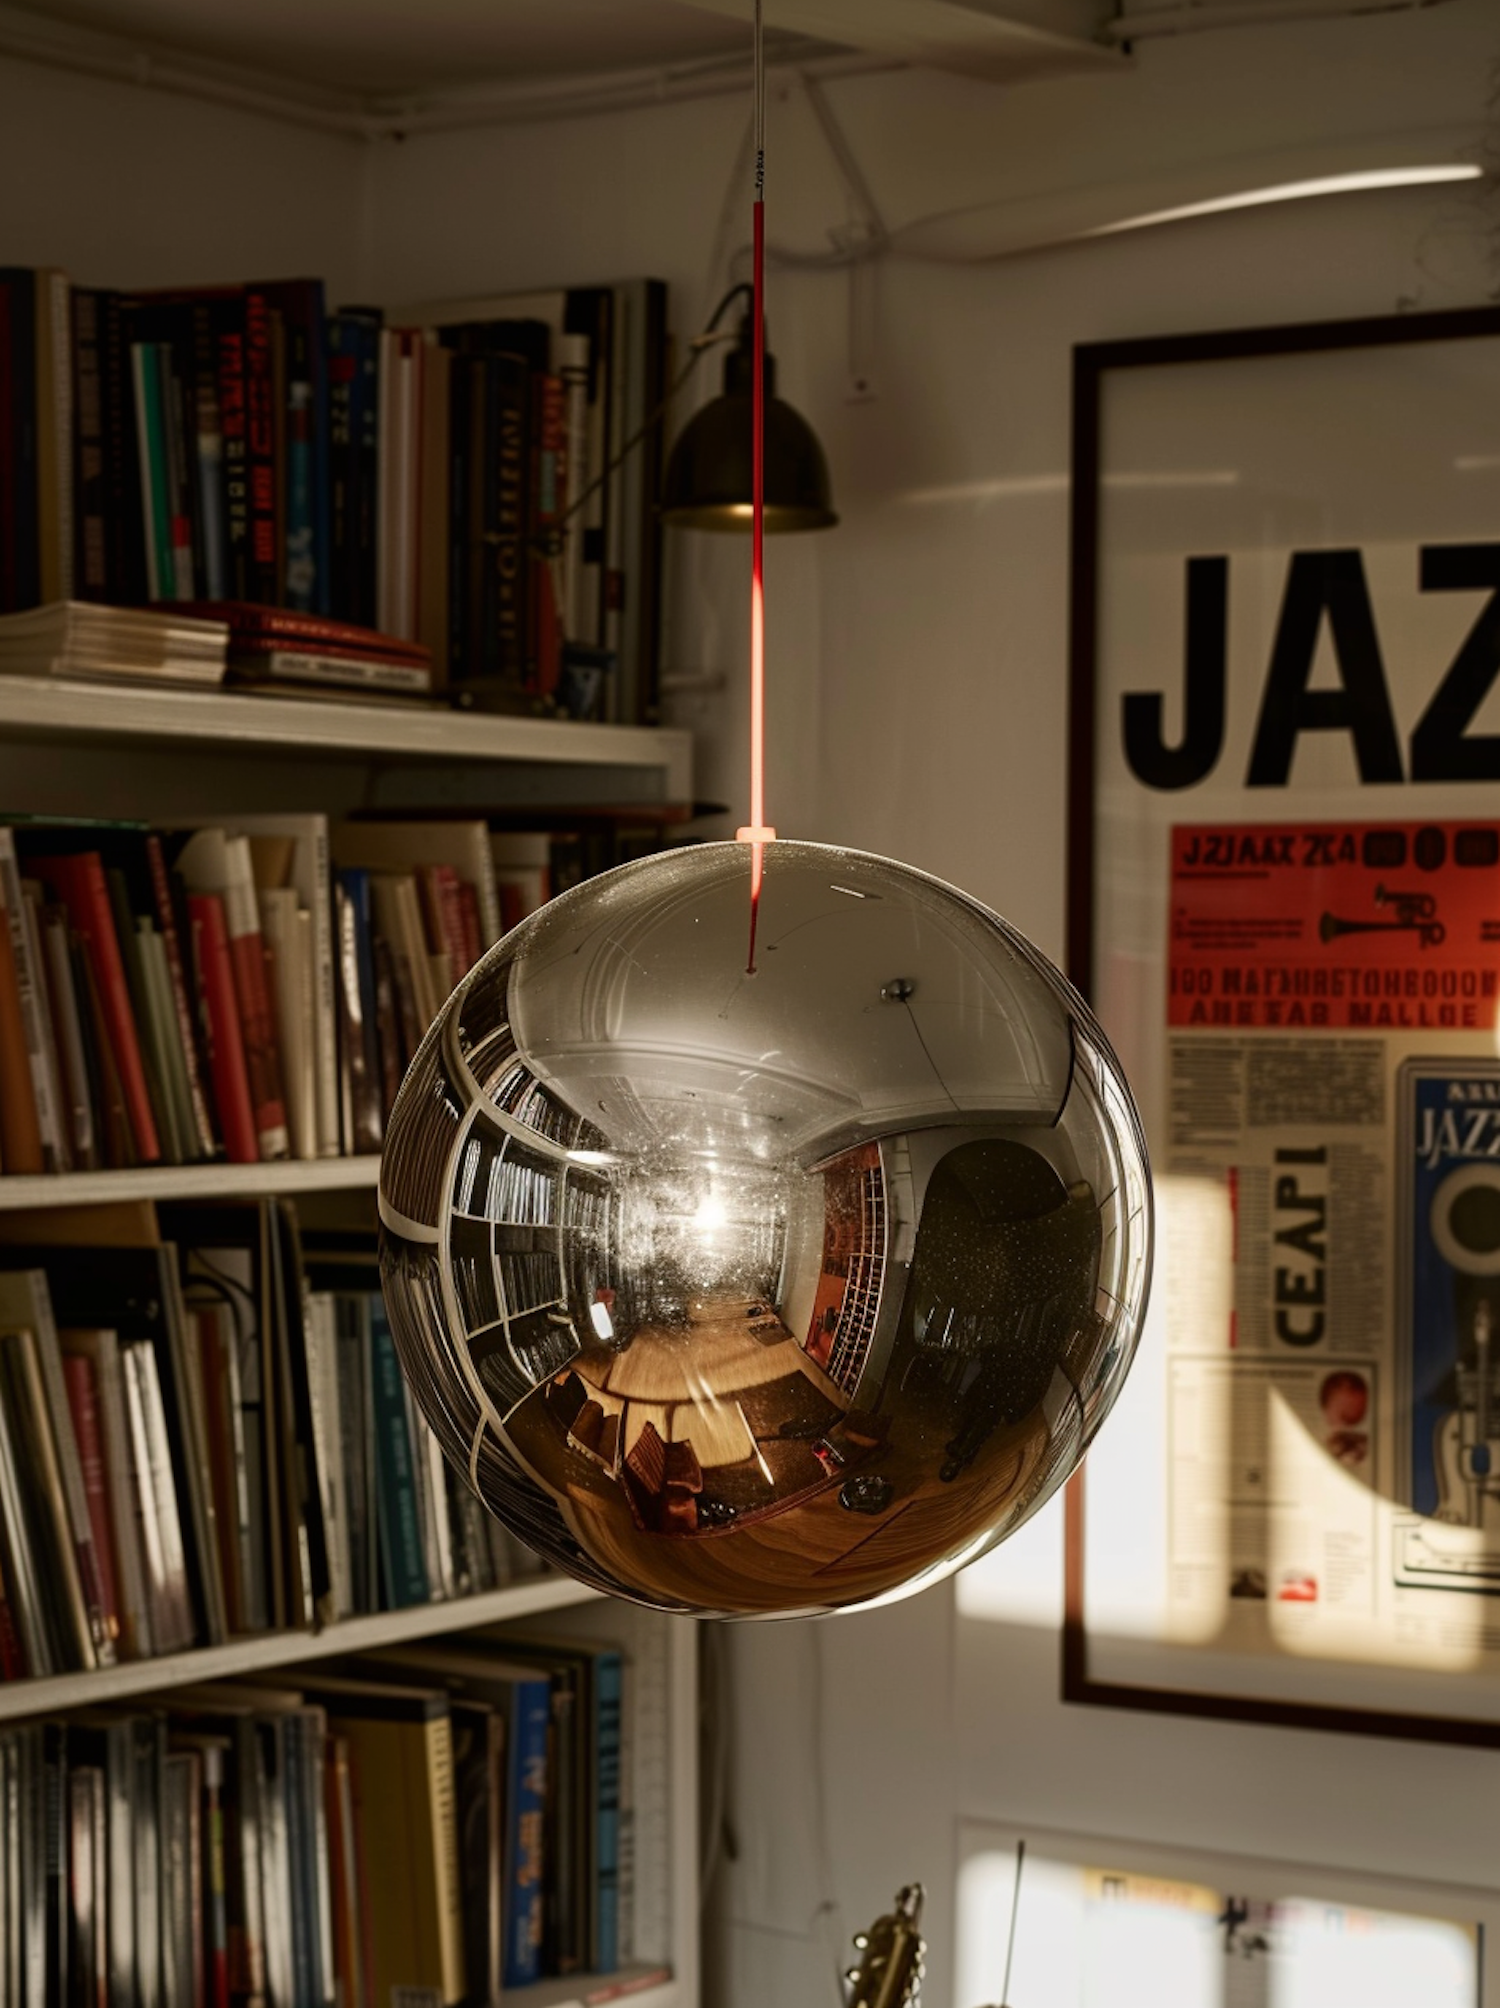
[61,1353,122,1641]
[30,853,160,1163]
[244,290,278,603]
[418,864,467,990]
[144,835,219,1158]
[214,307,250,600]
[455,878,483,973]
[187,894,258,1164]
[225,929,289,1160]
[534,370,565,699]
[0,885,43,1173]
[0,1548,24,1676]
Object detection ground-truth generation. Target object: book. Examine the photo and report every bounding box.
[143,832,219,1162]
[59,1327,154,1661]
[495,1633,626,1973]
[36,893,98,1169]
[0,600,227,685]
[123,1336,198,1656]
[286,1671,467,2008]
[0,1332,57,1675]
[0,1269,117,1665]
[0,1237,226,1648]
[450,1697,504,2008]
[0,268,72,611]
[334,869,381,1154]
[61,1349,123,1648]
[22,842,162,1164]
[324,1732,367,2008]
[68,1762,109,2001]
[173,830,290,1161]
[333,819,502,956]
[161,1747,203,2008]
[0,845,43,1173]
[369,1295,430,1610]
[0,1323,93,1669]
[187,892,258,1166]
[328,308,382,631]
[229,646,431,694]
[0,1547,26,1679]
[220,812,336,1160]
[192,1297,252,1635]
[167,1203,276,1635]
[258,886,315,1162]
[265,1200,334,1631]
[372,1644,554,1989]
[0,829,64,1170]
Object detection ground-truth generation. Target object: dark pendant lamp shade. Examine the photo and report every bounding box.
[661,317,837,532]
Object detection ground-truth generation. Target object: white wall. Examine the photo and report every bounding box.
[7,6,1500,2003]
[0,50,372,298]
[364,8,1500,2007]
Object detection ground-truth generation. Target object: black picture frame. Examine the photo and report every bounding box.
[1064,304,1500,1746]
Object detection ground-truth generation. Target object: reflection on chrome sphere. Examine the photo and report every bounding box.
[377,840,1151,1618]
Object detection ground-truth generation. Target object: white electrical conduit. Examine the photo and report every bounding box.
[1107,0,1453,42]
[795,122,1485,267]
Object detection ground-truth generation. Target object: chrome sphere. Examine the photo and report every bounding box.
[378,840,1151,1617]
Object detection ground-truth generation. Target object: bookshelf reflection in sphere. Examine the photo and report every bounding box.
[377,841,1151,1617]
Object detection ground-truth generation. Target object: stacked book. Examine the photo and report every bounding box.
[0,599,228,687]
[0,1631,649,2007]
[0,1203,549,1680]
[176,599,435,698]
[0,265,669,722]
[0,814,506,1174]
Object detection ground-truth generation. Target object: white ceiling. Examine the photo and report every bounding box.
[6,0,1118,100]
[12,0,795,93]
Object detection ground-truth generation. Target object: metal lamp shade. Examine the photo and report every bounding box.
[662,337,837,532]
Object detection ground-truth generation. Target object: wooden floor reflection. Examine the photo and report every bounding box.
[504,1291,1049,1613]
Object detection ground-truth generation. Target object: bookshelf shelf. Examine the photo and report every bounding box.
[0,1571,596,1724]
[0,1154,383,1209]
[0,676,694,799]
[0,227,700,2001]
[519,1965,678,2008]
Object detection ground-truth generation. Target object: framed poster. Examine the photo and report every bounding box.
[1064,305,1500,1742]
[956,1817,1496,2008]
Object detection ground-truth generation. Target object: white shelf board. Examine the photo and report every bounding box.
[0,1573,599,1722]
[515,1966,678,2008]
[0,676,692,793]
[0,1155,383,1209]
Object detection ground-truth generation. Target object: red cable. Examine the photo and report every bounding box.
[746,198,767,972]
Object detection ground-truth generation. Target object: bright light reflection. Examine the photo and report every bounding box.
[958,1848,1478,2008]
[1087,164,1481,238]
[589,1301,615,1342]
[694,1195,728,1234]
[900,470,1238,507]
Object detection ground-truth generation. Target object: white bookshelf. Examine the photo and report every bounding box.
[0,660,701,2007]
[0,1572,594,1723]
[0,676,694,801]
[0,1154,383,1208]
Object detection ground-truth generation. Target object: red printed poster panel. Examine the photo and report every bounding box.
[1168,821,1500,1033]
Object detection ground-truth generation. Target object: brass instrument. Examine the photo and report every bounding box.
[845,1885,925,2008]
[1319,884,1445,948]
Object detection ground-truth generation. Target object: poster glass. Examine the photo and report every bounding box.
[1067,309,1500,1737]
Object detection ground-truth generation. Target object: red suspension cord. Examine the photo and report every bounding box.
[736,1,774,975]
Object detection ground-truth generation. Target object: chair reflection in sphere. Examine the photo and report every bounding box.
[378,839,1151,1618]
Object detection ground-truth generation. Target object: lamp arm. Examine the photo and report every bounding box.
[549,281,754,538]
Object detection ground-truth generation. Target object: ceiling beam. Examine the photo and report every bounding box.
[668,0,1123,82]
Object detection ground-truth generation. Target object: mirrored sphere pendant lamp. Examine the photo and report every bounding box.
[378,2,1152,1621]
